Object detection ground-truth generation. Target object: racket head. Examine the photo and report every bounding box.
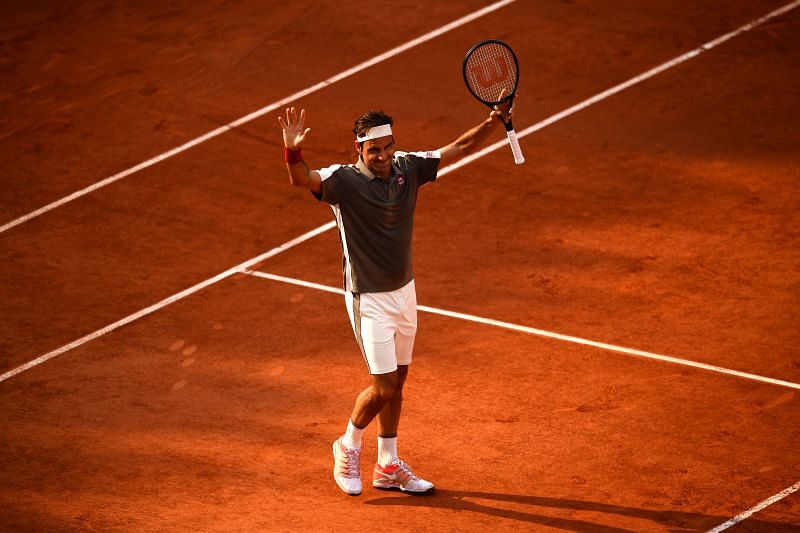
[462,39,520,106]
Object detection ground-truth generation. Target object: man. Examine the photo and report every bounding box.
[278,100,513,496]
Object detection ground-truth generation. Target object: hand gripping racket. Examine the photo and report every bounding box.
[463,39,524,164]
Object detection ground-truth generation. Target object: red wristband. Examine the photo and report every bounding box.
[284,147,302,164]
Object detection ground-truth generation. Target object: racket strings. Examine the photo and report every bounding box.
[465,43,517,103]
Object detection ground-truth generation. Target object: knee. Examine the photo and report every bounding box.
[372,372,399,402]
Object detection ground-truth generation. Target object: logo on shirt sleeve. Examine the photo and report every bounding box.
[397,175,405,186]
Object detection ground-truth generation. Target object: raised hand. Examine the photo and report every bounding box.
[278,107,311,149]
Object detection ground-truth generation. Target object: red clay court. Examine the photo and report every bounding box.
[1,1,799,530]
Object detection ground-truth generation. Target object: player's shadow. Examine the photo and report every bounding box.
[363,489,794,532]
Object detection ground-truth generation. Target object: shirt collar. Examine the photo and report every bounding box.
[356,156,399,182]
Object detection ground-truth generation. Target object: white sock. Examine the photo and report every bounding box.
[377,436,398,466]
[341,419,364,450]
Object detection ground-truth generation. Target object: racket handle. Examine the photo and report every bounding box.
[506,129,525,165]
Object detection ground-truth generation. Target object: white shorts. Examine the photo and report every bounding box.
[344,280,417,375]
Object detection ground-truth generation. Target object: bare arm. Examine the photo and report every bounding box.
[438,98,514,166]
[278,107,321,194]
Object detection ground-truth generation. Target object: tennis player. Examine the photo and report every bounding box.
[278,101,513,496]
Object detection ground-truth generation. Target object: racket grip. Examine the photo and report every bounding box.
[506,129,525,165]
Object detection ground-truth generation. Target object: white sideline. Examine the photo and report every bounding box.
[243,271,800,392]
[707,480,800,532]
[0,0,516,236]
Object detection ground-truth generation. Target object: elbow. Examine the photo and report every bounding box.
[288,174,306,188]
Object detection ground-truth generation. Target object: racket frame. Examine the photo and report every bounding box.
[462,39,524,164]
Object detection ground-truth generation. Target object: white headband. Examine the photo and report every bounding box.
[356,124,393,142]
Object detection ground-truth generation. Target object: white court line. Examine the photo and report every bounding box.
[2,2,798,389]
[0,0,516,236]
[0,221,335,384]
[244,271,800,392]
[708,480,800,532]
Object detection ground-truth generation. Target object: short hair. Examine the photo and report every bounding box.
[353,111,393,145]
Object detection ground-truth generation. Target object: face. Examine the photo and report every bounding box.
[356,135,395,178]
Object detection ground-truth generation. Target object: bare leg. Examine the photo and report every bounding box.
[350,370,398,429]
[376,365,408,437]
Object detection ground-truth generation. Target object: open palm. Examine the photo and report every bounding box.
[278,107,311,149]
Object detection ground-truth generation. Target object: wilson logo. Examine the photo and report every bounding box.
[470,57,509,89]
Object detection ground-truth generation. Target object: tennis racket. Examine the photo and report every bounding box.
[462,39,524,164]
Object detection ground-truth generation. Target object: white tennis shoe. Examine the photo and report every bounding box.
[332,438,362,496]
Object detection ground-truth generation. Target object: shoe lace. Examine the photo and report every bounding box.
[393,459,419,481]
[341,447,361,478]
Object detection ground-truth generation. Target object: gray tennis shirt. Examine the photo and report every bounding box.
[314,150,441,293]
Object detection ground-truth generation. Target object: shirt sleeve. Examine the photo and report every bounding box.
[311,164,343,204]
[397,150,441,186]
